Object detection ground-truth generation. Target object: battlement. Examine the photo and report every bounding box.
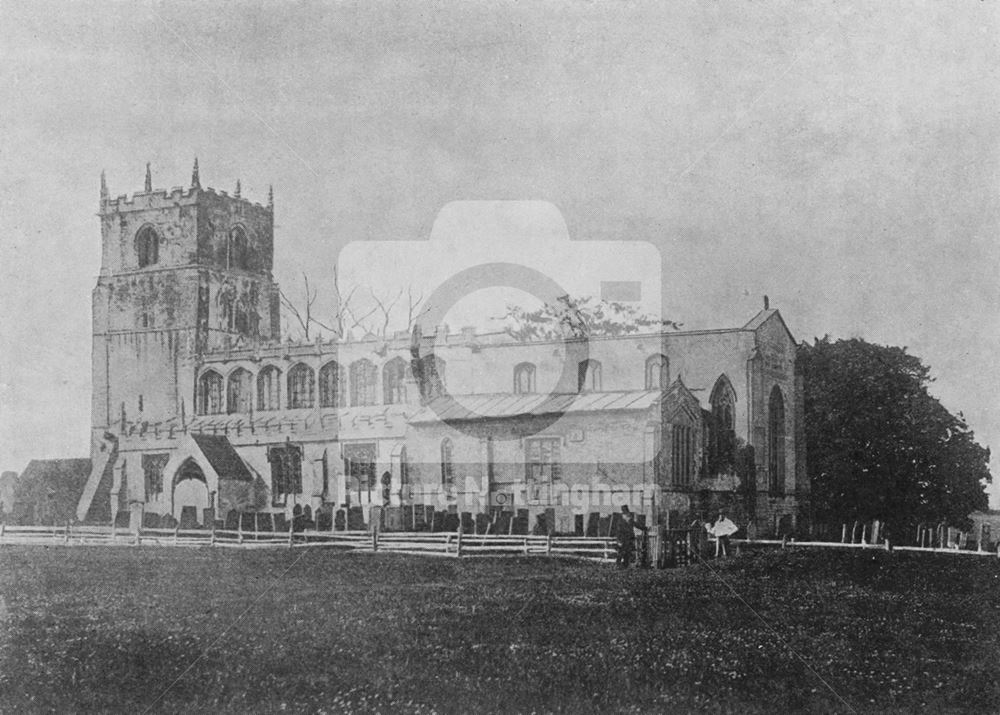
[100,185,271,215]
[99,160,273,216]
[200,325,510,364]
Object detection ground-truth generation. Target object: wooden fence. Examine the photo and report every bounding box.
[0,522,624,561]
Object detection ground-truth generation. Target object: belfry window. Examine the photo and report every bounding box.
[197,370,224,415]
[418,355,446,400]
[135,225,159,268]
[229,225,251,271]
[288,363,315,409]
[319,361,345,408]
[227,368,253,414]
[350,358,378,406]
[382,357,409,405]
[257,366,281,411]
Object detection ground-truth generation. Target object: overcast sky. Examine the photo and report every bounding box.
[1,1,998,505]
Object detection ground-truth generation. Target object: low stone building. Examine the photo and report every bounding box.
[75,166,808,535]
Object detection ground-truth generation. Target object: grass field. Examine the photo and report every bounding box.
[0,545,998,714]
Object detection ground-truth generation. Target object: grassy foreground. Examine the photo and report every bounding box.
[0,545,997,714]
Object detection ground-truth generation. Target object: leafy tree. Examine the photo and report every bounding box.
[798,337,991,532]
[498,295,681,341]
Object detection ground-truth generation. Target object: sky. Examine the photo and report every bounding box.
[1,1,998,505]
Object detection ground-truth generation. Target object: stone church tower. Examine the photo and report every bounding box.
[83,162,280,518]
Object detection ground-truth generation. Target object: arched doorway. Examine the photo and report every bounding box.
[173,459,210,526]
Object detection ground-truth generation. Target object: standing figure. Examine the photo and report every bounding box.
[616,505,648,568]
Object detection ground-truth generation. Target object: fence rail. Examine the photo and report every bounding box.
[0,523,621,561]
[735,537,1000,558]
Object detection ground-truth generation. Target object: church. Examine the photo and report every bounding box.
[75,164,808,536]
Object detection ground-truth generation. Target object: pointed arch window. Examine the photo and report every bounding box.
[707,375,737,473]
[350,358,378,406]
[197,370,224,415]
[383,357,409,405]
[768,385,786,493]
[288,363,315,409]
[135,225,159,268]
[418,355,446,400]
[257,366,281,411]
[226,368,253,414]
[645,354,669,390]
[513,362,536,394]
[319,361,345,408]
[229,225,251,271]
[577,359,602,393]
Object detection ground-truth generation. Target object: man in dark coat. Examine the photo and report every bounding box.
[616,505,647,568]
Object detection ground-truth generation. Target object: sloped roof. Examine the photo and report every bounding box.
[409,390,662,424]
[190,434,252,482]
[743,308,796,342]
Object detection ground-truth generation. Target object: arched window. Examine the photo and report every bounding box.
[577,359,602,393]
[135,225,159,268]
[671,424,696,486]
[287,363,315,409]
[768,385,786,493]
[319,361,345,408]
[197,370,223,415]
[440,438,455,489]
[418,355,446,400]
[645,354,669,390]
[382,357,409,405]
[257,365,281,411]
[708,375,737,473]
[226,368,253,414]
[513,362,536,394]
[350,358,378,406]
[229,225,251,271]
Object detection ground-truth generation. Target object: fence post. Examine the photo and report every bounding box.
[372,527,379,552]
[0,522,5,545]
[238,517,244,545]
[456,525,463,558]
[288,521,294,548]
[210,521,216,547]
[64,520,70,546]
[979,524,986,553]
[851,521,859,544]
[135,525,142,547]
[174,524,179,545]
[523,536,529,556]
[546,533,552,556]
[861,523,868,545]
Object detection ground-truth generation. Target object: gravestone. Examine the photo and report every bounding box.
[413,505,428,531]
[474,512,490,534]
[274,513,289,533]
[494,510,512,535]
[460,512,475,533]
[385,507,403,532]
[179,506,199,530]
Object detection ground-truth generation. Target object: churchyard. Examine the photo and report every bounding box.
[0,546,997,713]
